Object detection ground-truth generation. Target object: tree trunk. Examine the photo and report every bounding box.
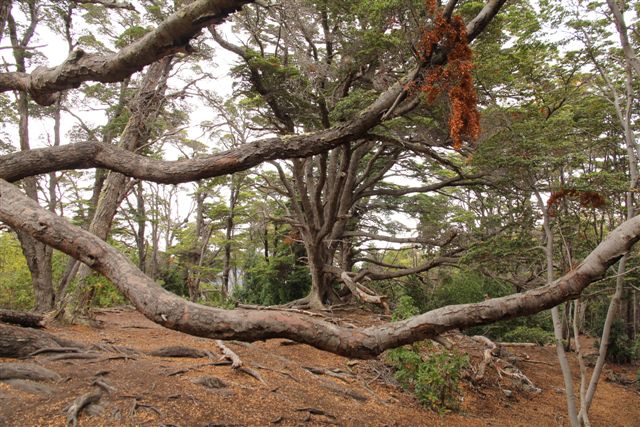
[305,243,333,309]
[69,58,173,314]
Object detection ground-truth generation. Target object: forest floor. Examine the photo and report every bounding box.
[1,307,639,427]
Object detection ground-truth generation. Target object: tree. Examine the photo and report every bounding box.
[2,0,640,364]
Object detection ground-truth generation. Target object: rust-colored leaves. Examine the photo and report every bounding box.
[415,3,480,150]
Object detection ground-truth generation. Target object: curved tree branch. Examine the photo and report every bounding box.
[0,73,412,183]
[0,0,254,105]
[1,177,637,359]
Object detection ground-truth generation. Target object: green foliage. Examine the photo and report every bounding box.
[502,326,554,345]
[115,25,150,48]
[387,296,469,413]
[330,89,379,122]
[87,274,127,307]
[600,320,639,364]
[387,344,469,413]
[233,250,311,306]
[0,233,34,310]
[392,295,420,321]
[387,345,469,413]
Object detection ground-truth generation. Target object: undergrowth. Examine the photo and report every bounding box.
[387,296,469,413]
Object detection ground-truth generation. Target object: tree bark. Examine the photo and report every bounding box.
[0,323,83,358]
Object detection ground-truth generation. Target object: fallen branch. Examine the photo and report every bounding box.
[0,309,45,328]
[340,272,390,314]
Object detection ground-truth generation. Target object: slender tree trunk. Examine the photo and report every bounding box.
[535,190,579,427]
[222,184,238,296]
[135,181,146,272]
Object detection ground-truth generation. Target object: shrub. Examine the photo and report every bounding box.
[387,345,469,413]
[387,296,469,413]
[503,326,554,345]
[602,319,638,364]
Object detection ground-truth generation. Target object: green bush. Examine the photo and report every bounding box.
[503,326,554,345]
[233,250,310,306]
[392,295,420,321]
[0,233,34,310]
[602,319,638,364]
[387,345,469,413]
[387,296,469,413]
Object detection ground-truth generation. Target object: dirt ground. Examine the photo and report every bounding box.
[1,307,639,426]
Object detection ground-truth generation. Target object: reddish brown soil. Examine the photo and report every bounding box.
[1,308,639,426]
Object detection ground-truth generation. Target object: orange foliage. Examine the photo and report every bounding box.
[426,0,437,14]
[547,188,606,217]
[414,3,480,150]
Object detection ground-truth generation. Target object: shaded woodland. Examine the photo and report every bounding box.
[0,0,640,425]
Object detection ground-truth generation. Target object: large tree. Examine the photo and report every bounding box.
[2,0,640,364]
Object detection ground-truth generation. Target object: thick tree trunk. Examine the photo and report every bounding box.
[305,243,334,309]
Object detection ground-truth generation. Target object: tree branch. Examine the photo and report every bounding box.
[0,0,253,105]
[70,0,137,11]
[1,177,637,359]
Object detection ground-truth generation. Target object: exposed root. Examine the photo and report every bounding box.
[26,347,83,358]
[295,407,337,423]
[303,366,354,383]
[91,378,116,394]
[238,366,266,384]
[0,309,45,328]
[48,352,101,361]
[90,343,139,356]
[166,360,232,377]
[316,377,368,402]
[128,398,161,417]
[148,346,207,358]
[0,363,60,381]
[0,323,85,358]
[66,389,103,427]
[253,363,299,382]
[192,376,227,389]
[3,379,54,395]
